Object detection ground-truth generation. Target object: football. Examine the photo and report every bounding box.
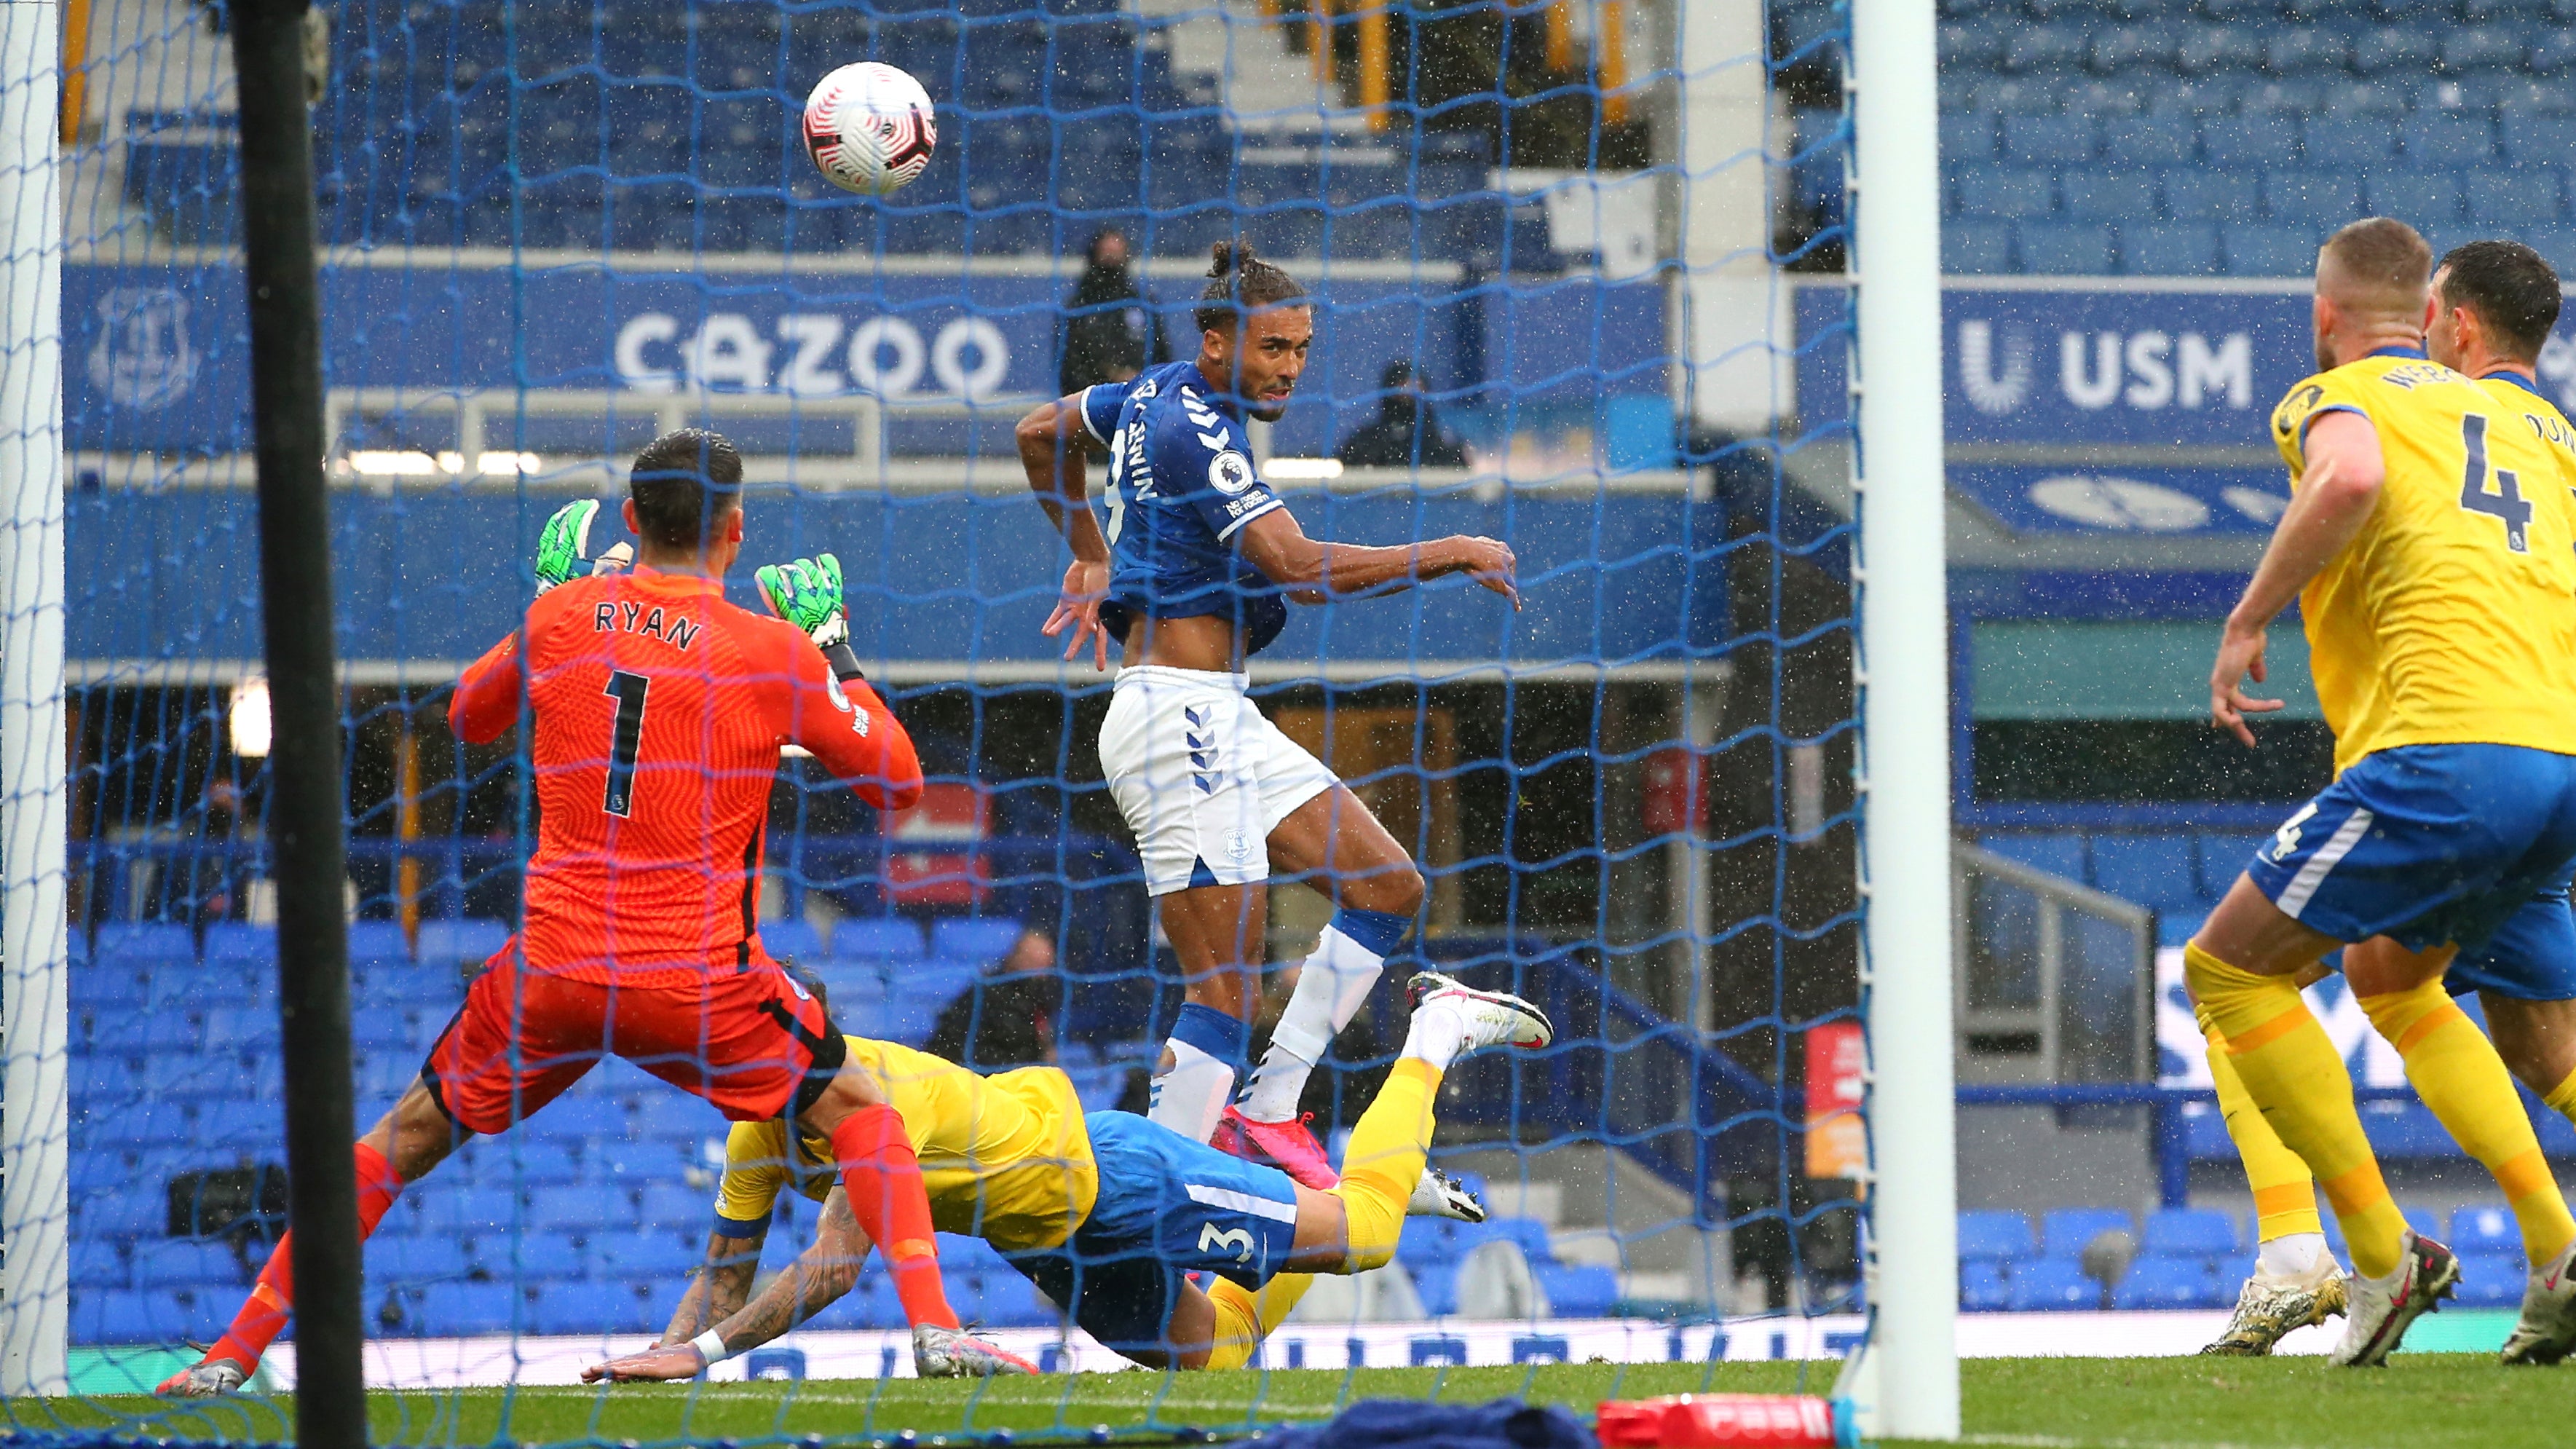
[802,62,939,197]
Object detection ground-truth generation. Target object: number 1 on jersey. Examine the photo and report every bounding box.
[2460,413,2533,553]
[603,669,649,817]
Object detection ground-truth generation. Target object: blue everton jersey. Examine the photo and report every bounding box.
[1078,361,1291,656]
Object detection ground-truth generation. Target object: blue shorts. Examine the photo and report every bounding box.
[1003,1110,1301,1354]
[2448,883,2576,1002]
[2245,743,2576,956]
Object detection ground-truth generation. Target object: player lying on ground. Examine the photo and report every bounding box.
[580,970,1547,1379]
[2192,218,2576,1367]
[1014,241,1520,1189]
[2200,239,2576,1364]
[160,433,1028,1397]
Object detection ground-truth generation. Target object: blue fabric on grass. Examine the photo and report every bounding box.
[1219,1398,1596,1449]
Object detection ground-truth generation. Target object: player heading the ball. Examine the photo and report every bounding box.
[159,430,1032,1398]
[1014,242,1520,1187]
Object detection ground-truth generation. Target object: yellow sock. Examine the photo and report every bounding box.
[2199,1003,2323,1242]
[2359,981,2576,1264]
[2549,1065,2576,1126]
[1203,1274,1315,1371]
[1332,1057,1441,1272]
[2186,942,2409,1278]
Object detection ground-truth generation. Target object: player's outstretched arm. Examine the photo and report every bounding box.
[1015,395,1115,671]
[655,1229,767,1346]
[1237,509,1520,609]
[2211,413,2385,747]
[585,1191,872,1382]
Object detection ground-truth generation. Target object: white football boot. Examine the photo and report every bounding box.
[2328,1230,2459,1367]
[1409,1165,1488,1222]
[2200,1256,2347,1356]
[912,1322,1040,1378]
[1404,971,1556,1054]
[2500,1237,2576,1366]
[154,1359,247,1399]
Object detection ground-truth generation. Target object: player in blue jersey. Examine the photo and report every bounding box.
[1013,242,1518,1188]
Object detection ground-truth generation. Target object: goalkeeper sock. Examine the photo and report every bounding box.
[205,1141,404,1371]
[1150,1003,1247,1144]
[1202,1274,1315,1371]
[2186,941,2409,1279]
[1238,908,1409,1124]
[2359,979,2576,1263]
[1330,1058,1441,1272]
[831,1104,960,1331]
[2200,1003,2326,1246]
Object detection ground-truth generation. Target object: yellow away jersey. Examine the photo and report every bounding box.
[712,1037,1098,1254]
[2269,351,2576,773]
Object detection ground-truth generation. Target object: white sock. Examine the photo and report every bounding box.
[2256,1232,2331,1279]
[1237,923,1389,1123]
[1150,1037,1237,1142]
[1402,1003,1473,1073]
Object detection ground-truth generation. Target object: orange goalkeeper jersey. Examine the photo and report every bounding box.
[449,568,922,984]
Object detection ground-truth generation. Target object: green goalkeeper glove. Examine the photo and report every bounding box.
[757,553,864,681]
[534,500,633,594]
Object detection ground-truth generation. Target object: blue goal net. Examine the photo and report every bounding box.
[1,0,1862,1432]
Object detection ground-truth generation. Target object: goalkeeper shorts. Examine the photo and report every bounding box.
[420,940,842,1135]
[1098,665,1336,896]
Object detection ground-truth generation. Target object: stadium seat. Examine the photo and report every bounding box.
[1975,833,2085,881]
[590,1232,701,1280]
[367,964,466,1009]
[416,919,508,966]
[1412,1260,1461,1317]
[2017,221,2114,274]
[367,1234,471,1286]
[346,920,411,963]
[69,1239,129,1292]
[1953,165,2055,220]
[532,1281,663,1336]
[411,1282,524,1337]
[2448,1203,2522,1257]
[414,1184,521,1238]
[528,1183,611,1233]
[762,919,825,963]
[2040,1207,2134,1260]
[2004,1258,2101,1310]
[2143,1209,2242,1258]
[832,917,927,965]
[2321,1205,2443,1255]
[1960,1261,2011,1312]
[2453,1255,2526,1308]
[977,1272,1062,1328]
[2195,833,2270,895]
[1956,1209,2037,1263]
[2111,1256,2226,1310]
[2224,224,2323,276]
[593,1140,692,1188]
[74,967,148,1014]
[636,1182,709,1231]
[930,917,1025,964]
[472,1231,585,1282]
[2467,171,2567,225]
[2002,114,2098,163]
[525,1094,630,1142]
[1943,221,2012,273]
[201,923,278,963]
[2088,834,2198,909]
[1490,1217,1558,1266]
[129,1240,242,1290]
[73,1288,192,1345]
[1940,114,1999,163]
[2367,173,2465,226]
[347,1006,417,1054]
[2403,115,2498,165]
[1533,1263,1619,1318]
[2200,114,2297,166]
[2122,224,2220,275]
[95,923,196,965]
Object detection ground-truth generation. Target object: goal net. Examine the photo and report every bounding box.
[0,0,1881,1432]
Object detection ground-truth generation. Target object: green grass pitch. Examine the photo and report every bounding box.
[24,1357,2570,1449]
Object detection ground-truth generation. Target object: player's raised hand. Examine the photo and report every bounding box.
[534,499,633,594]
[580,1343,711,1383]
[1448,536,1520,610]
[757,553,850,650]
[2210,619,2281,749]
[1044,558,1112,671]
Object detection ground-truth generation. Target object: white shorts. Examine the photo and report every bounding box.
[1099,666,1338,897]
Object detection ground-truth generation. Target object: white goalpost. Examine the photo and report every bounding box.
[1851,0,1960,1435]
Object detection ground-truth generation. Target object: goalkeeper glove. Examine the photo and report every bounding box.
[758,553,864,681]
[534,500,633,594]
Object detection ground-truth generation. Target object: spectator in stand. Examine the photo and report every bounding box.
[1056,229,1166,401]
[925,927,1063,1071]
[1335,360,1469,470]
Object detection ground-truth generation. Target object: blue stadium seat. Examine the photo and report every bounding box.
[931,917,1027,965]
[75,967,147,1013]
[2142,1208,2241,1257]
[71,1194,164,1241]
[367,1235,471,1285]
[2003,114,2098,163]
[1490,1217,1557,1266]
[347,1006,416,1053]
[2041,1207,2134,1259]
[526,1094,629,1142]
[411,1282,523,1336]
[473,1231,585,1281]
[129,1241,241,1291]
[2061,172,2145,221]
[2111,1255,2226,1309]
[1536,1263,1621,1318]
[149,967,267,1014]
[72,1288,191,1345]
[202,1006,280,1053]
[2200,115,2297,166]
[1412,1260,1460,1317]
[2404,115,2498,165]
[414,1183,519,1237]
[366,963,465,1009]
[532,1281,663,1336]
[2264,171,2361,226]
[1960,1261,2011,1311]
[1944,221,2012,273]
[2101,117,2194,167]
[2123,224,2220,275]
[593,1140,692,1188]
[2160,169,2237,223]
[202,923,277,963]
[2501,115,2576,166]
[1957,1209,2037,1263]
[2005,1258,2101,1310]
[2322,1204,2442,1255]
[1976,833,2086,881]
[2088,834,2199,909]
[2468,171,2566,225]
[762,919,825,963]
[637,1182,709,1230]
[2300,117,2397,167]
[2449,1203,2521,1257]
[2368,173,2465,226]
[2224,224,2323,276]
[2018,221,2113,275]
[833,917,927,965]
[95,923,196,965]
[1940,114,1999,163]
[978,1272,1062,1328]
[2195,832,2271,895]
[527,1183,610,1233]
[69,1239,128,1292]
[1953,165,2055,220]
[416,919,508,966]
[590,1232,701,1279]
[2454,1255,2526,1308]
[2175,23,2267,74]
[346,920,411,963]
[2265,28,2350,74]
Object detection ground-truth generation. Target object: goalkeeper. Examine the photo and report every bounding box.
[581,970,1546,1379]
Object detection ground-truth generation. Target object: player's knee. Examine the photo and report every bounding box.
[1351,862,1423,919]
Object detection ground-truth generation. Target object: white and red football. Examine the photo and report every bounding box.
[803,62,938,197]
